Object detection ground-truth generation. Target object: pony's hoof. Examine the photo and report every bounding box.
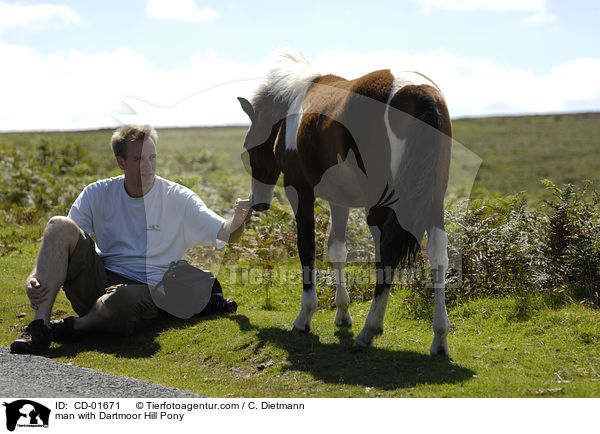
[292,325,310,335]
[353,334,373,348]
[429,344,450,357]
[430,334,449,356]
[334,310,353,328]
[335,319,353,328]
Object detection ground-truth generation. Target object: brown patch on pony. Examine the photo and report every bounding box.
[346,69,394,104]
[388,84,444,139]
[285,71,395,187]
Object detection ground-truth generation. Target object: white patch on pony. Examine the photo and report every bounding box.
[314,153,365,207]
[426,226,450,356]
[390,71,437,93]
[293,288,318,332]
[385,71,436,179]
[333,263,352,327]
[426,226,449,272]
[264,48,320,105]
[285,88,310,151]
[384,115,407,180]
[250,178,276,208]
[355,288,390,347]
[328,240,347,263]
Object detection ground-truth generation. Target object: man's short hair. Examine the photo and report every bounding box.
[111,124,158,159]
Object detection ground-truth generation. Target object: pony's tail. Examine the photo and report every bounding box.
[389,85,443,244]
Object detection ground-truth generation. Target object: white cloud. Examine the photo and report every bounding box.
[418,0,555,23]
[0,1,84,30]
[310,49,600,117]
[0,44,598,131]
[147,0,218,22]
[0,42,262,131]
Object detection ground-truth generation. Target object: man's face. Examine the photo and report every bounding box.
[117,137,157,195]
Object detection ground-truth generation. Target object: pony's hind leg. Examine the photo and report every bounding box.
[427,225,450,356]
[354,211,404,347]
[329,204,352,327]
[354,278,391,347]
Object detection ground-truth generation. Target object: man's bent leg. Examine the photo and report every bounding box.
[11,216,86,354]
[30,216,83,325]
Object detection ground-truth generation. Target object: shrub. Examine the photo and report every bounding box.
[0,139,94,218]
[404,181,600,308]
[541,180,600,305]
[3,136,599,308]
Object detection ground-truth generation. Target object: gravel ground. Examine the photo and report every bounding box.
[0,347,203,398]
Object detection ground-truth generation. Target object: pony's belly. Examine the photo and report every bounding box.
[313,163,365,207]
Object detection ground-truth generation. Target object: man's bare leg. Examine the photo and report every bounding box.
[27,216,82,325]
[28,216,114,331]
[11,216,83,354]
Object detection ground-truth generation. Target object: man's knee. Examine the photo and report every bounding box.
[98,285,158,335]
[46,216,80,234]
[92,297,133,335]
[44,216,83,252]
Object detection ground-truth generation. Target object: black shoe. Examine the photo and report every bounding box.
[49,317,82,342]
[10,319,51,354]
[215,298,237,314]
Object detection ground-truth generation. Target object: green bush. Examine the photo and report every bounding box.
[541,180,600,305]
[0,139,94,217]
[433,181,599,307]
[230,181,600,309]
[2,137,599,308]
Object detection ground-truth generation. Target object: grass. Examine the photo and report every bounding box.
[2,238,600,397]
[3,112,600,203]
[1,113,600,397]
[452,112,600,201]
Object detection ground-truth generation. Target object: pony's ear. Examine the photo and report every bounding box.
[237,97,255,122]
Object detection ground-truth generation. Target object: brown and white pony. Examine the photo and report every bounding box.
[238,50,452,355]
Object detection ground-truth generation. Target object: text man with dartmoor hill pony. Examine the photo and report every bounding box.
[238,50,452,355]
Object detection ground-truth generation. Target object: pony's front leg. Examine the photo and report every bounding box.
[292,191,317,333]
[427,226,450,356]
[329,204,352,327]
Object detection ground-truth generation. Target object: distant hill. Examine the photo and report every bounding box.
[1,112,598,203]
[452,112,600,201]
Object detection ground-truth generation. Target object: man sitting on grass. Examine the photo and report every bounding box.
[11,124,251,355]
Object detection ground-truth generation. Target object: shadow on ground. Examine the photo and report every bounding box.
[45,314,218,359]
[230,315,475,390]
[46,313,475,391]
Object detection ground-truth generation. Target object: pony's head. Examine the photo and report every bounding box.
[238,50,320,212]
[238,96,283,211]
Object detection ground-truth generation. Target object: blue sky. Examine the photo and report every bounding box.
[0,0,599,130]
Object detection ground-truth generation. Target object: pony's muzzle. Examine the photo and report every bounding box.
[249,192,271,211]
[250,180,276,212]
[251,203,271,212]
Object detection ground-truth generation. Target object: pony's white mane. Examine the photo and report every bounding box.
[262,48,321,105]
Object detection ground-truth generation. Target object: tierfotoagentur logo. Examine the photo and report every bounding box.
[3,400,50,432]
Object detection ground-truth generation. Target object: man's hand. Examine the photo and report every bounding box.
[232,198,252,227]
[26,278,49,310]
[217,198,253,243]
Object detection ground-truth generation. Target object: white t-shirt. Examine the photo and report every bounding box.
[68,175,226,286]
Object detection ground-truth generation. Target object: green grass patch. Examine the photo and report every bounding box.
[2,116,600,397]
[2,239,600,397]
[453,112,600,201]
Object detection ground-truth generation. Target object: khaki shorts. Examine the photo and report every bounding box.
[62,231,162,335]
